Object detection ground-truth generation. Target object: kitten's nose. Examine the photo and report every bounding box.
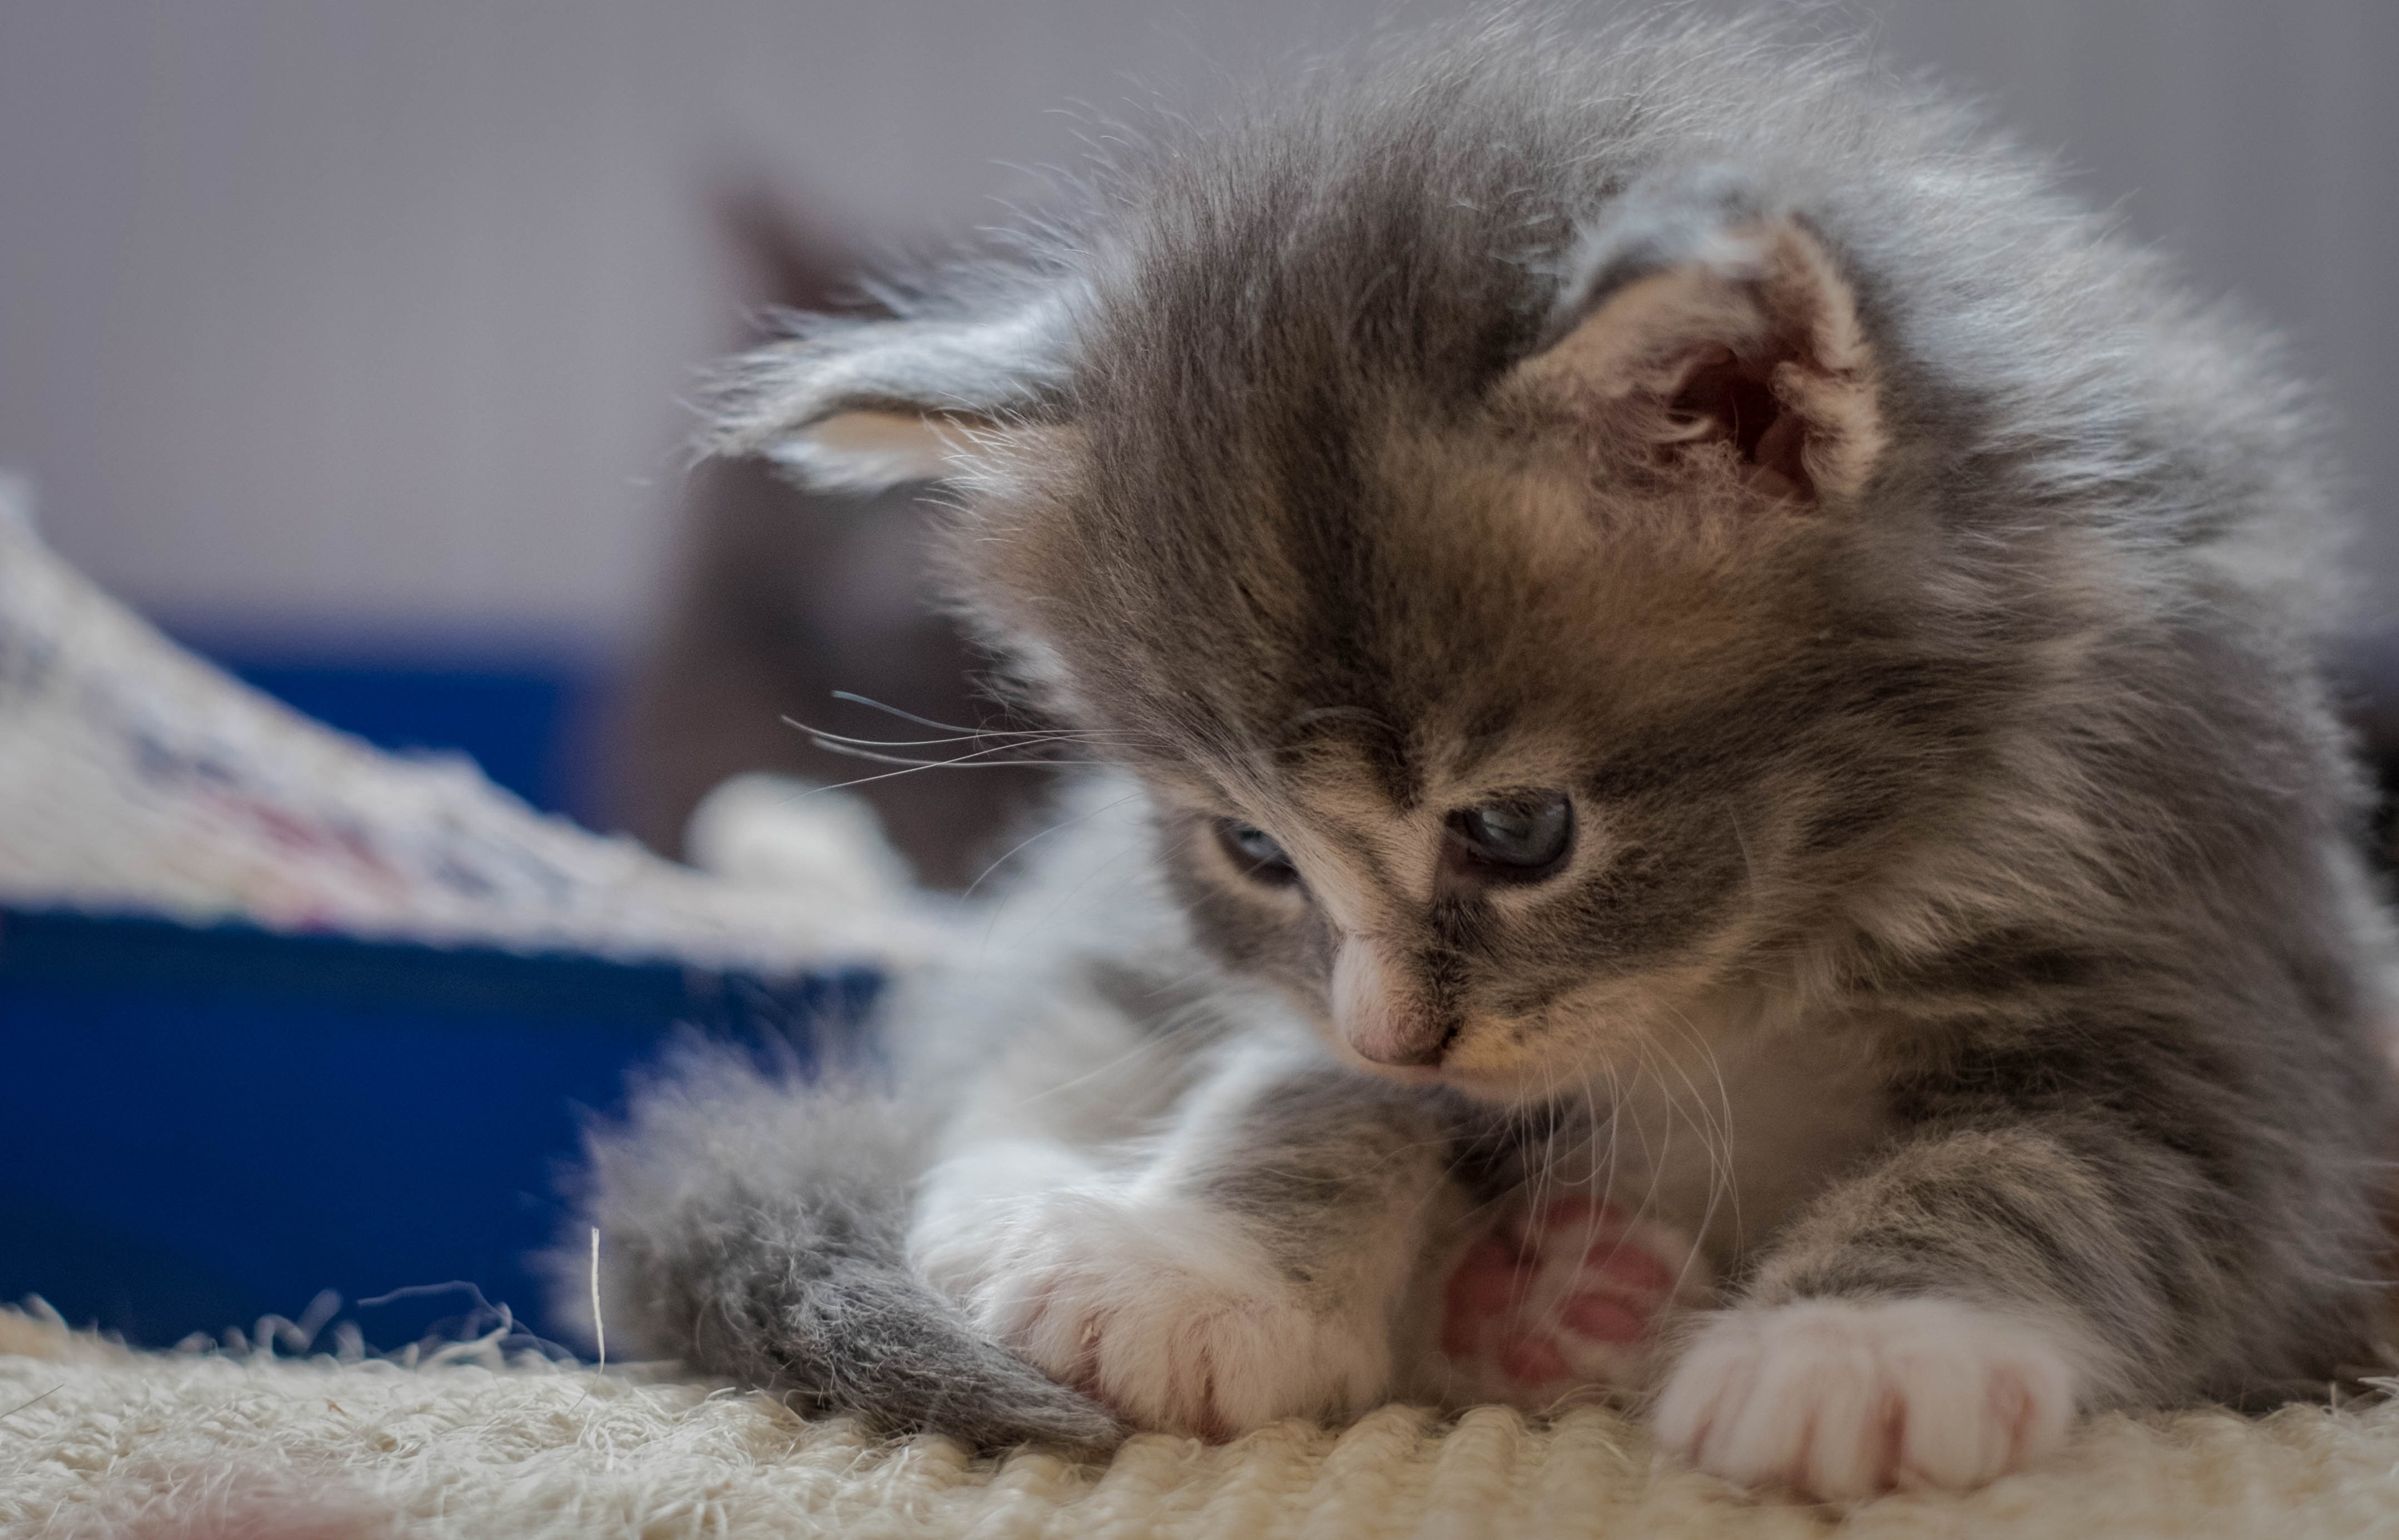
[1331,939,1449,1067]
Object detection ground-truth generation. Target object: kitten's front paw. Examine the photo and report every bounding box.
[1652,1299,2078,1500]
[917,1190,1387,1438]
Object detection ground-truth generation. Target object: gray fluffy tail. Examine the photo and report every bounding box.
[551,1037,1122,1452]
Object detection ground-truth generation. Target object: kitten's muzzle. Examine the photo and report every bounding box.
[1331,937,1452,1067]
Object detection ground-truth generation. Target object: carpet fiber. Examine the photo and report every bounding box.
[6,1310,2397,1539]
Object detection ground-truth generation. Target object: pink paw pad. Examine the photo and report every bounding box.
[1439,1198,1702,1404]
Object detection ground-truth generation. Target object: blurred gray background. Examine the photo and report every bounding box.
[2,1,2393,876]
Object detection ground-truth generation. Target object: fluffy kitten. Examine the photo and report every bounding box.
[567,12,2399,1499]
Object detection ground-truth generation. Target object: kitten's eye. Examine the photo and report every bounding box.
[1215,820,1301,887]
[1448,792,1574,879]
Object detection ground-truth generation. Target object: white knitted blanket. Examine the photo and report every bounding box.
[6,1310,2397,1540]
[0,489,933,971]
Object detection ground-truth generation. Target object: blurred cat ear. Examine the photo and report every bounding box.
[703,288,1075,491]
[1510,174,1884,503]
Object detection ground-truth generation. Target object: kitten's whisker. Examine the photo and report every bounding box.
[799,736,1095,771]
[796,744,1113,800]
[796,728,1083,759]
[963,792,1144,900]
[790,723,1085,750]
[1517,1055,1567,1319]
[1649,1007,1739,1300]
[1016,1001,1223,1106]
[825,691,1036,737]
[1728,811,1758,910]
[824,689,1152,749]
[1626,1045,1673,1235]
[784,710,1118,760]
[981,826,1150,955]
[1656,1012,1737,1207]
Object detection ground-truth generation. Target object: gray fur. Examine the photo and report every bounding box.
[569,7,2399,1451]
[564,1040,1124,1450]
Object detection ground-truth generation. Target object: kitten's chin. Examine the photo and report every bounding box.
[1335,1048,1544,1104]
[1423,1063,1551,1106]
[1321,1027,1564,1103]
[1334,1053,1449,1091]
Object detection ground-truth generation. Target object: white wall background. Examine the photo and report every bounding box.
[1,0,2393,653]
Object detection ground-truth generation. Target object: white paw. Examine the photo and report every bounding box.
[1652,1299,2078,1499]
[913,1187,1388,1438]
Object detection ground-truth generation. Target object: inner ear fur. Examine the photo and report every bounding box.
[703,293,1074,492]
[1508,210,1884,504]
[770,407,1012,490]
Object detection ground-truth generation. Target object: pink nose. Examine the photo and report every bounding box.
[1332,940,1449,1067]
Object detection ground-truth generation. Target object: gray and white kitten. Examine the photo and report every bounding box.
[567,12,2399,1500]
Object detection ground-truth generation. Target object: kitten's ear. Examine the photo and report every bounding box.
[1509,174,1883,503]
[703,287,1073,491]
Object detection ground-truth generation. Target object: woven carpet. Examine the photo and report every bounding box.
[7,1309,2397,1539]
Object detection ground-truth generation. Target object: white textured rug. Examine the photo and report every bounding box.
[6,1309,2397,1540]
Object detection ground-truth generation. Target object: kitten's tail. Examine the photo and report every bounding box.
[549,1037,1123,1452]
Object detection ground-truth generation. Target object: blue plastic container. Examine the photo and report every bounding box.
[0,908,877,1350]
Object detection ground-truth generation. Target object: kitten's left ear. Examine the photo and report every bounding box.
[1509,173,1884,504]
[701,283,1076,492]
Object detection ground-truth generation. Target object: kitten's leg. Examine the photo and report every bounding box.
[911,1041,1460,1438]
[1651,1123,2107,1498]
[1435,1195,1708,1408]
[1650,1075,2373,1501]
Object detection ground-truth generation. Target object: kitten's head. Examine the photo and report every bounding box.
[709,32,2094,1102]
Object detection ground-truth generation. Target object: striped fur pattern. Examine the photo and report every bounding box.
[569,10,2399,1498]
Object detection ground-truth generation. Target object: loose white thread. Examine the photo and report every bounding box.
[0,1384,63,1425]
[589,1227,606,1371]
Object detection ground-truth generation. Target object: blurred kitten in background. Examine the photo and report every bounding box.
[609,186,1048,888]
